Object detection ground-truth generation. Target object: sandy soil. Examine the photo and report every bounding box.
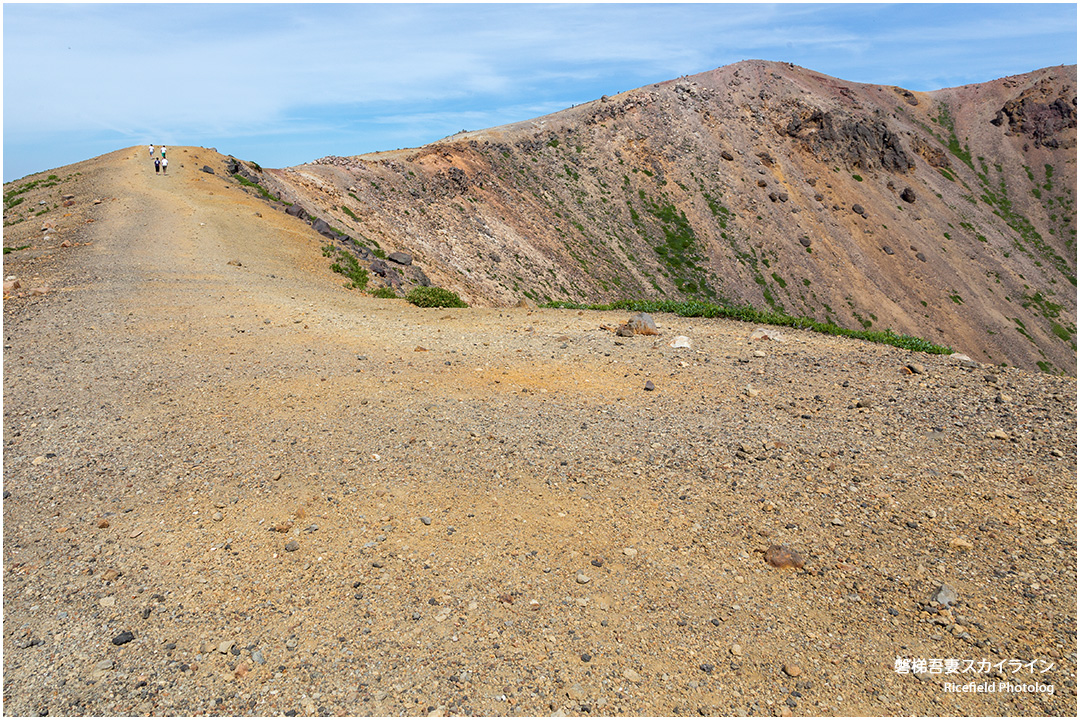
[2,147,1076,717]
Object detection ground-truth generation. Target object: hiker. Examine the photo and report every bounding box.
[154,158,160,174]
[149,144,155,157]
[161,146,167,159]
[162,158,168,174]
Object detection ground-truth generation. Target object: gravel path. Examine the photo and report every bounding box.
[3,147,1077,717]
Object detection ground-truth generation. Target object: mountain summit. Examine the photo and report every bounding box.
[254,60,1076,374]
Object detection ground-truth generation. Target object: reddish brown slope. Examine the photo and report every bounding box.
[220,62,1079,373]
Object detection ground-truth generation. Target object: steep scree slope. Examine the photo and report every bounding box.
[256,61,1076,374]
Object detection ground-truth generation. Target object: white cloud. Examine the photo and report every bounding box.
[3,3,1076,180]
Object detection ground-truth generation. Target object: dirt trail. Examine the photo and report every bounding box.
[3,147,1076,717]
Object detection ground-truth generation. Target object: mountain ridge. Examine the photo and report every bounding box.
[251,60,1074,374]
[3,60,1076,374]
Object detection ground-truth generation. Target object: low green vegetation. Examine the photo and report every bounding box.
[232,174,282,202]
[3,244,31,254]
[543,298,953,355]
[405,286,468,308]
[322,244,368,290]
[4,174,61,211]
[371,286,398,299]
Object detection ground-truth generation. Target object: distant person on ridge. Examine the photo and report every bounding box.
[161,146,167,159]
[162,157,168,174]
[154,158,160,174]
[149,144,155,158]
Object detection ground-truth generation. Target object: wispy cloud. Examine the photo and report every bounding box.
[4,3,1076,181]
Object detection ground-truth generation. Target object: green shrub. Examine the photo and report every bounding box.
[371,286,398,299]
[325,247,368,290]
[406,286,468,308]
[541,298,952,355]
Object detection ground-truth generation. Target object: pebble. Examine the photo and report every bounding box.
[622,668,643,683]
[212,511,223,522]
[251,650,266,665]
[783,663,803,677]
[949,537,974,551]
[112,631,134,646]
[730,644,743,656]
[644,380,655,392]
[218,640,234,654]
[622,547,638,557]
[94,659,114,671]
[420,516,432,525]
[575,572,591,584]
[931,584,959,608]
[764,544,805,569]
[285,540,300,552]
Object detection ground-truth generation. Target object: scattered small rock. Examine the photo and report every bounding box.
[626,313,658,335]
[285,540,300,552]
[782,663,803,678]
[931,584,959,608]
[749,327,783,342]
[112,631,135,646]
[644,380,655,392]
[764,544,805,569]
[949,537,974,552]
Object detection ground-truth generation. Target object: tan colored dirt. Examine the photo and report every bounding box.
[3,147,1076,716]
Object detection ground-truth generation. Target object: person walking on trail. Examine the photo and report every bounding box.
[160,146,167,159]
[154,158,160,174]
[149,144,155,158]
[161,157,168,174]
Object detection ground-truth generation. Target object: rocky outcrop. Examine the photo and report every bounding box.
[785,108,913,172]
[991,79,1078,147]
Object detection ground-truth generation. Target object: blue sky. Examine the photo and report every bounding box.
[3,3,1076,182]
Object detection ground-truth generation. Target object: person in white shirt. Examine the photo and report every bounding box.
[149,144,155,157]
[161,146,167,159]
[162,158,169,174]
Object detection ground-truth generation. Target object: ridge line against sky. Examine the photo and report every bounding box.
[3,2,1077,182]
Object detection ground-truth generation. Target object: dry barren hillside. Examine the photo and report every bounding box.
[234,61,1075,375]
[2,145,1077,717]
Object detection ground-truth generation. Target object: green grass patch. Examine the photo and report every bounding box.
[232,174,281,202]
[405,286,468,308]
[542,298,952,355]
[371,286,398,299]
[3,244,31,254]
[323,244,369,290]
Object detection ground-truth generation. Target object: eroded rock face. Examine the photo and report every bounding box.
[991,77,1078,147]
[785,108,913,172]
